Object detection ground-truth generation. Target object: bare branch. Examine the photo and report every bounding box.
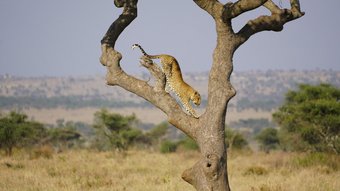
[263,0,281,14]
[193,0,221,18]
[101,0,138,48]
[237,0,304,42]
[114,0,124,8]
[290,0,302,13]
[225,0,268,18]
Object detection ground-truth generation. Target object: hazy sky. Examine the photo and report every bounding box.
[0,0,339,76]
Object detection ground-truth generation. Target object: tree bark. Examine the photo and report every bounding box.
[100,0,304,190]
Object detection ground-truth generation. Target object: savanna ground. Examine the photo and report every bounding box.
[1,150,339,191]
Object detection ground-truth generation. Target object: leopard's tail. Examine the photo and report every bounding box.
[132,44,162,59]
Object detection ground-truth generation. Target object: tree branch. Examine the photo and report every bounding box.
[114,0,124,8]
[101,0,138,48]
[290,0,302,13]
[102,47,199,139]
[225,0,268,18]
[193,0,221,18]
[237,0,304,42]
[263,0,281,14]
[100,0,199,140]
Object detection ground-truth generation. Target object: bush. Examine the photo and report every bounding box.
[178,136,199,151]
[92,109,142,151]
[160,140,178,153]
[243,166,268,176]
[255,128,280,152]
[0,112,47,156]
[225,128,248,150]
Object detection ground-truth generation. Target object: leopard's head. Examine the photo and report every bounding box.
[192,91,201,106]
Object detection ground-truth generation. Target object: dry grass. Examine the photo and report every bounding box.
[0,150,339,191]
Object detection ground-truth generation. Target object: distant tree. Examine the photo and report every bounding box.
[56,119,65,127]
[273,84,340,153]
[92,109,143,151]
[255,128,279,153]
[178,136,199,151]
[225,128,248,154]
[0,112,46,156]
[48,127,82,150]
[145,122,169,145]
[160,140,178,153]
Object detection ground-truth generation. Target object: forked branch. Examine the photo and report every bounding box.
[100,0,198,140]
[237,0,304,42]
[193,0,221,18]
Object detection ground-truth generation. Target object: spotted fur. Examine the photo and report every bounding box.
[132,44,201,118]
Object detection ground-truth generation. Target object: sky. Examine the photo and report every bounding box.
[0,0,339,77]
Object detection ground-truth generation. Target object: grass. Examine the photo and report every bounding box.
[0,150,339,191]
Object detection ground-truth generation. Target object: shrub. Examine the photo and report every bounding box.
[92,109,142,151]
[225,128,248,150]
[160,140,178,153]
[178,136,199,151]
[0,112,47,156]
[255,128,280,153]
[243,166,268,176]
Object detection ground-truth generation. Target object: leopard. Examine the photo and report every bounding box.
[132,44,201,118]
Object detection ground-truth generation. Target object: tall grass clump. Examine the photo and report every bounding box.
[292,152,340,171]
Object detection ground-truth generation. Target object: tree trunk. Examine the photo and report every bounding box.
[181,31,236,189]
[182,121,230,190]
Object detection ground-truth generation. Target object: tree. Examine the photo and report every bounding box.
[255,128,280,153]
[48,127,82,150]
[99,0,304,190]
[273,84,340,154]
[225,128,248,152]
[160,140,178,153]
[0,112,46,156]
[93,109,142,151]
[179,136,200,151]
[145,122,168,144]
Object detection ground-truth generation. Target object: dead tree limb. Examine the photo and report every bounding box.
[236,0,305,43]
